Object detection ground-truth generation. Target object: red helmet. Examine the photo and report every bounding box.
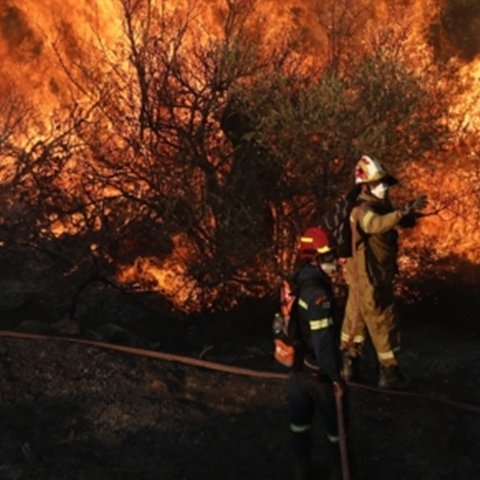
[298,227,333,260]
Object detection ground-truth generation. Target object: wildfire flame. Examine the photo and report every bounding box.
[1,0,480,311]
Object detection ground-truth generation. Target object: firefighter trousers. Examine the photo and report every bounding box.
[341,265,400,367]
[286,371,346,463]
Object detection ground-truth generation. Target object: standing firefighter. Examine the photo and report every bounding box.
[286,227,349,480]
[341,155,427,389]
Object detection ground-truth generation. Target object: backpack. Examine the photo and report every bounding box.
[320,194,363,258]
[273,278,301,368]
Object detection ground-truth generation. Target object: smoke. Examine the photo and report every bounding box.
[0,4,43,59]
[439,0,480,61]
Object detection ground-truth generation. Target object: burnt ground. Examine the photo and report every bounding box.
[0,246,480,480]
[1,311,480,480]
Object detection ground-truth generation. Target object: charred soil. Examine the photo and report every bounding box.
[1,246,480,479]
[1,310,480,480]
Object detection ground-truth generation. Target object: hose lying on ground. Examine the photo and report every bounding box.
[1,330,479,415]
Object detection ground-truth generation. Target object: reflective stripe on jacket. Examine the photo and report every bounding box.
[348,192,403,286]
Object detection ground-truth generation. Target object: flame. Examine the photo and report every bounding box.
[116,233,210,313]
[0,0,439,112]
[118,256,199,306]
[2,0,480,310]
[0,0,124,114]
[456,58,480,131]
[402,151,480,265]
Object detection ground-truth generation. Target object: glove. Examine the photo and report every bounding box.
[402,195,428,215]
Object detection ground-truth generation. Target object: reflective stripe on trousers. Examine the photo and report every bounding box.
[290,423,312,433]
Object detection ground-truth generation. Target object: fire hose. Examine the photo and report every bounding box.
[1,330,479,415]
[2,330,480,480]
[335,386,351,480]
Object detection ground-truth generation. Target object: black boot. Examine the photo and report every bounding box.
[328,443,343,480]
[378,365,406,389]
[329,466,343,480]
[292,457,313,480]
[341,353,361,382]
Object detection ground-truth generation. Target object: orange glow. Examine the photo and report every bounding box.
[118,256,200,308]
[2,0,480,308]
[116,234,210,312]
[0,0,435,111]
[401,152,480,265]
[0,0,124,114]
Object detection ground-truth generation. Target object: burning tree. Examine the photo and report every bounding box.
[0,0,475,316]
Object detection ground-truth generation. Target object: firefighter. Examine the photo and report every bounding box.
[287,227,348,480]
[340,155,427,389]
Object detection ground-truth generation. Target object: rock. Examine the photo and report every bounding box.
[16,319,52,334]
[91,322,143,346]
[50,318,81,336]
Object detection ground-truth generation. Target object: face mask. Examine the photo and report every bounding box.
[320,260,338,275]
[370,182,389,199]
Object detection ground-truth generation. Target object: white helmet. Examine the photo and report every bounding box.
[354,155,397,185]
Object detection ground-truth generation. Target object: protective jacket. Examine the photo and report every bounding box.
[293,263,341,383]
[347,191,403,287]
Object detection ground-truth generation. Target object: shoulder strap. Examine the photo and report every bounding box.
[289,276,319,320]
[350,202,370,256]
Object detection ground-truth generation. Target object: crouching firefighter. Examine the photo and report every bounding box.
[286,227,352,480]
